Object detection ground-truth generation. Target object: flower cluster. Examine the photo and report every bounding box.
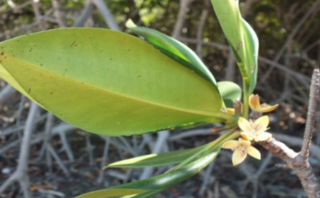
[222,94,278,166]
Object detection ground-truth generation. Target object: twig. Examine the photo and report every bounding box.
[301,69,320,160]
[171,0,194,39]
[139,130,169,179]
[15,96,27,127]
[261,0,320,82]
[259,69,320,198]
[214,179,220,198]
[109,137,137,156]
[118,136,137,156]
[258,56,310,87]
[179,37,229,50]
[169,128,213,141]
[97,137,110,184]
[178,37,312,86]
[0,85,16,107]
[91,0,121,31]
[38,189,65,197]
[137,134,152,154]
[47,145,70,176]
[30,0,45,29]
[0,103,39,198]
[199,161,215,196]
[73,0,93,27]
[241,0,258,17]
[52,0,67,27]
[42,114,70,176]
[252,152,273,198]
[195,0,209,58]
[44,113,54,175]
[85,133,94,166]
[0,123,75,158]
[55,124,75,162]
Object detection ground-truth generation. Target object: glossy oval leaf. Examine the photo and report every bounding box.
[126,20,218,87]
[0,28,232,136]
[217,81,242,108]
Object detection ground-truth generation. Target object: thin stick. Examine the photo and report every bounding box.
[73,0,93,27]
[301,69,320,160]
[259,69,320,198]
[139,130,169,179]
[0,103,39,198]
[91,0,120,31]
[171,0,194,39]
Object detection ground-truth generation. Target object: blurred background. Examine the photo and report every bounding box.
[0,0,319,197]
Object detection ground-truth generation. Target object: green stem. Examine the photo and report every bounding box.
[170,127,238,171]
[209,127,240,149]
[215,112,236,124]
[242,79,250,118]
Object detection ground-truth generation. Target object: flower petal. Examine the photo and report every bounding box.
[240,132,254,141]
[221,140,239,149]
[248,146,261,160]
[232,149,247,166]
[254,116,269,133]
[226,108,235,115]
[256,132,272,142]
[238,117,252,132]
[249,94,260,110]
[257,104,279,113]
[238,138,251,146]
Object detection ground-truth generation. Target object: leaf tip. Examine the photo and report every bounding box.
[125,19,136,29]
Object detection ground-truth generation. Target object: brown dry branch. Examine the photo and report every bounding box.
[259,69,320,198]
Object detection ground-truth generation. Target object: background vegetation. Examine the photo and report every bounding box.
[0,0,319,197]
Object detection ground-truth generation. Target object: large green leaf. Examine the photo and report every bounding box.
[126,20,218,87]
[210,0,259,93]
[0,28,233,136]
[217,81,242,108]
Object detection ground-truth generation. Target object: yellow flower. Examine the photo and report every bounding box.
[249,94,279,113]
[238,116,272,142]
[222,138,261,166]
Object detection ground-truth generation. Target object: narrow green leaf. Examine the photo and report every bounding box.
[126,20,218,87]
[210,0,248,78]
[106,144,207,168]
[131,189,163,198]
[217,81,242,108]
[241,19,259,93]
[210,0,259,93]
[78,143,223,197]
[0,28,232,136]
[75,189,147,198]
[111,147,220,191]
